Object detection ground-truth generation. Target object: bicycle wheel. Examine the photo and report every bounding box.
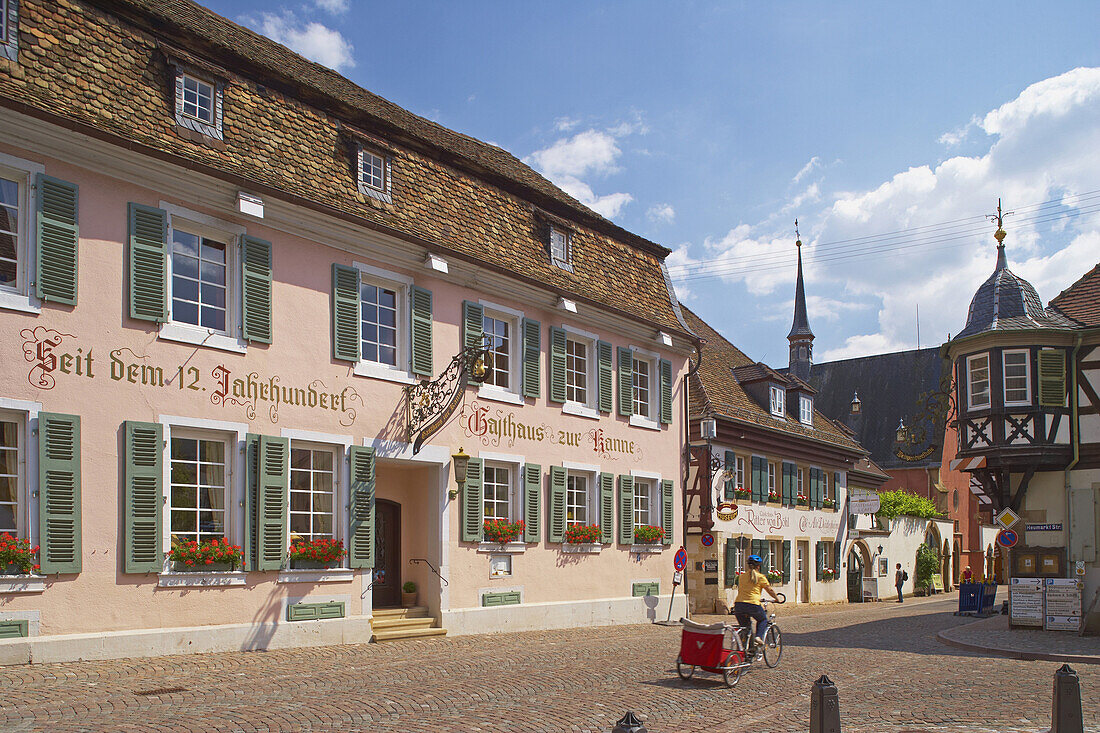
[763,625,782,667]
[676,655,695,680]
[722,663,742,688]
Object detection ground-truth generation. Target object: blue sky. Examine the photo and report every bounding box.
[208,0,1100,363]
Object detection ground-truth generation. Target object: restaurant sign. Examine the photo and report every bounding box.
[461,401,643,461]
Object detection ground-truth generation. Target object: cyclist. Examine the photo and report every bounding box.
[731,554,780,648]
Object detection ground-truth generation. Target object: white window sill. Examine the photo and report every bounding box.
[478,385,525,406]
[477,542,527,554]
[277,568,355,584]
[157,571,247,588]
[562,402,599,420]
[0,575,46,594]
[0,290,40,314]
[353,360,417,385]
[630,544,665,554]
[629,414,660,431]
[560,543,602,554]
[159,322,247,354]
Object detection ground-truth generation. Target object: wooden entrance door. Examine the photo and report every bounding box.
[372,500,401,608]
[847,550,864,603]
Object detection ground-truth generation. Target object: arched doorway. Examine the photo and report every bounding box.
[847,542,869,603]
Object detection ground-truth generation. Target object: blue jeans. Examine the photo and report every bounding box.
[896,583,904,602]
[733,602,769,641]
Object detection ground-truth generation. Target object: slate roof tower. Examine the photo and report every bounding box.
[788,230,815,382]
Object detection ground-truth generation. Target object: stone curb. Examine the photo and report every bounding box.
[936,621,1100,666]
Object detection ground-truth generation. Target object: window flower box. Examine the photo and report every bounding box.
[564,524,601,545]
[484,519,525,545]
[0,534,39,575]
[766,570,783,583]
[288,538,346,569]
[822,567,836,581]
[633,525,665,544]
[168,537,243,571]
[822,498,837,510]
[796,494,809,507]
[733,488,751,500]
[767,491,780,504]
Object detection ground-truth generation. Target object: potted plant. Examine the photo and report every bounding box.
[0,533,39,575]
[633,525,664,544]
[168,537,243,572]
[767,491,780,503]
[288,538,345,569]
[796,494,809,507]
[766,569,783,583]
[734,487,751,500]
[483,519,525,544]
[822,497,836,509]
[401,581,417,608]
[564,524,601,545]
[822,567,836,581]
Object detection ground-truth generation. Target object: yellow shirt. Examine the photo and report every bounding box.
[735,569,770,605]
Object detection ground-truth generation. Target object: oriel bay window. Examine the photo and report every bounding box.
[1003,350,1031,406]
[967,353,990,410]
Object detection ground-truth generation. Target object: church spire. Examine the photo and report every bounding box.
[788,220,814,381]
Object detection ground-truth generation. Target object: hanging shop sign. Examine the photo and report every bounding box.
[715,502,738,521]
[19,327,363,425]
[847,488,881,514]
[460,401,644,461]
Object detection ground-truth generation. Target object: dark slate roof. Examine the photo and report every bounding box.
[958,244,1077,337]
[732,362,789,385]
[809,347,948,469]
[1050,261,1100,326]
[787,244,814,339]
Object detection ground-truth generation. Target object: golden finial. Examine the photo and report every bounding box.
[987,198,1013,245]
[794,219,802,248]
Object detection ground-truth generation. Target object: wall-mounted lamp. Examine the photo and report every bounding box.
[450,447,470,500]
[877,545,884,556]
[850,391,861,414]
[895,419,908,444]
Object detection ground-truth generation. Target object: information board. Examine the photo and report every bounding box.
[1044,578,1082,632]
[1009,577,1043,627]
[703,559,718,573]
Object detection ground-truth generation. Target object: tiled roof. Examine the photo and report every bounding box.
[0,0,689,335]
[1050,261,1100,326]
[732,362,788,385]
[958,245,1076,338]
[683,307,865,454]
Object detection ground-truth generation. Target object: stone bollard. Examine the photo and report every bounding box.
[612,712,647,733]
[1052,664,1083,733]
[810,675,842,733]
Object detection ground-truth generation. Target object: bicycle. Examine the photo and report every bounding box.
[733,593,784,668]
[674,593,784,688]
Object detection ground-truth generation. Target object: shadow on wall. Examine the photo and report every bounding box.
[241,591,285,651]
[370,386,410,452]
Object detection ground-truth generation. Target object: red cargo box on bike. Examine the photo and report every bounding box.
[678,618,742,669]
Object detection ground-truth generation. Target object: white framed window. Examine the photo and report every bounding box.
[360,280,399,367]
[797,468,804,496]
[633,478,656,527]
[168,429,231,546]
[360,149,385,191]
[181,74,215,124]
[0,154,43,313]
[550,225,572,270]
[767,462,776,496]
[632,355,652,418]
[172,68,223,140]
[482,310,518,392]
[566,335,590,405]
[483,462,517,522]
[823,473,831,503]
[566,471,593,528]
[735,456,745,489]
[967,353,991,410]
[0,410,23,537]
[729,539,745,575]
[769,385,785,417]
[799,395,813,426]
[1002,350,1031,406]
[767,539,782,574]
[289,444,337,543]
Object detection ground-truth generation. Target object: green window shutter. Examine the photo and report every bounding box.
[1038,349,1066,407]
[240,235,273,344]
[599,472,614,544]
[127,203,168,322]
[597,341,613,413]
[548,465,566,543]
[816,541,824,581]
[548,327,567,403]
[659,358,673,424]
[616,347,633,417]
[461,457,483,543]
[348,446,375,569]
[523,463,541,543]
[244,434,259,569]
[832,542,840,574]
[0,620,29,639]
[751,456,766,502]
[750,539,762,569]
[35,174,79,305]
[123,421,162,573]
[724,451,736,500]
[331,264,360,362]
[782,462,796,506]
[410,285,433,377]
[256,436,288,571]
[618,474,634,545]
[814,468,824,508]
[833,472,842,504]
[724,538,738,586]
[782,540,791,583]
[661,479,674,545]
[521,318,541,399]
[462,300,483,350]
[37,413,81,574]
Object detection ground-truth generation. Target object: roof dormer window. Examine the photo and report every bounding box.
[799,395,813,426]
[769,385,785,417]
[172,68,223,141]
[356,145,393,203]
[550,226,572,272]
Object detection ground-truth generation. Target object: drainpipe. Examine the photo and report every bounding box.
[1065,334,1083,567]
[682,336,705,620]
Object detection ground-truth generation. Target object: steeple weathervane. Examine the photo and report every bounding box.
[787,219,813,380]
[987,198,1013,269]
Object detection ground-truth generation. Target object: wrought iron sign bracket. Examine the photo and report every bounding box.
[406,342,491,454]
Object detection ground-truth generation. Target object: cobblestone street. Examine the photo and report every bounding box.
[1,597,1096,732]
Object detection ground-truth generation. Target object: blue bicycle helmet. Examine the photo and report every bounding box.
[747,554,762,563]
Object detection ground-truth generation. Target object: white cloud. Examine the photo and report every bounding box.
[554,116,580,132]
[792,156,821,184]
[785,183,821,211]
[252,11,355,72]
[314,0,349,13]
[647,203,676,224]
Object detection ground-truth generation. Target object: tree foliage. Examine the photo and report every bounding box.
[915,543,940,588]
[876,490,942,521]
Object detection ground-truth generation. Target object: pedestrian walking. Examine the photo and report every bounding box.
[895,562,906,603]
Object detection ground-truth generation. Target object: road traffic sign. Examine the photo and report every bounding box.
[995,508,1020,530]
[674,546,688,572]
[997,528,1018,548]
[700,533,714,547]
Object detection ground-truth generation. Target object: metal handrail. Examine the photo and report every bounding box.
[409,558,448,586]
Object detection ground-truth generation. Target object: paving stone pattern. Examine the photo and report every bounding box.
[939,612,1100,661]
[0,598,1096,732]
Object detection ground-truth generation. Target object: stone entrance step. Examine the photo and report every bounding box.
[370,606,447,643]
